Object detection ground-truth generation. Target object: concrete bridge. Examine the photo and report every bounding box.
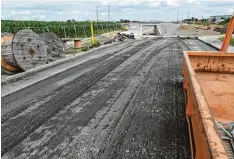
[126,23,180,36]
[126,23,162,36]
[139,23,162,36]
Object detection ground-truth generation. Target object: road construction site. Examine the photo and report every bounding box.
[2,21,234,159]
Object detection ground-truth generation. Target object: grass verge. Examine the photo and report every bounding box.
[219,37,234,46]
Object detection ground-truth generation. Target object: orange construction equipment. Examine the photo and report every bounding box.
[221,14,234,52]
[182,13,234,159]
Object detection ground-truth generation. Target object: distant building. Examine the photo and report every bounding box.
[209,15,231,23]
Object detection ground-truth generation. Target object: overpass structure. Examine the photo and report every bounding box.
[139,23,162,36]
[127,23,163,36]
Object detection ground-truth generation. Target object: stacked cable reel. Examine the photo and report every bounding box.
[1,30,65,74]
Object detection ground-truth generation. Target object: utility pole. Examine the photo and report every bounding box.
[177,11,179,23]
[108,5,110,21]
[188,11,190,19]
[96,6,99,22]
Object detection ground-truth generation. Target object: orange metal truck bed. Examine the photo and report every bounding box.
[183,51,234,159]
[197,72,234,123]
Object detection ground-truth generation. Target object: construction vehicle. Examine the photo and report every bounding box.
[182,13,234,159]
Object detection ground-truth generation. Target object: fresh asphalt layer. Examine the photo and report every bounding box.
[1,36,219,159]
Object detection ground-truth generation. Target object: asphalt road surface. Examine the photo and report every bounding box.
[1,37,218,159]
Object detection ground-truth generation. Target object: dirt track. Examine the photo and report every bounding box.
[1,37,218,159]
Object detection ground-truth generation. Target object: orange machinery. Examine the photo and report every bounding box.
[182,13,234,158]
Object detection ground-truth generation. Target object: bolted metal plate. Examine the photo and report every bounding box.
[40,32,65,59]
[12,30,47,71]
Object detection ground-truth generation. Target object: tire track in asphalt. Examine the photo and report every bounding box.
[2,38,165,159]
[98,38,191,159]
[58,38,168,159]
[1,40,139,123]
[1,39,151,156]
[3,37,215,159]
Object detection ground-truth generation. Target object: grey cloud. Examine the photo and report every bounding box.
[1,0,233,21]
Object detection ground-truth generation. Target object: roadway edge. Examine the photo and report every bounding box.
[1,42,118,85]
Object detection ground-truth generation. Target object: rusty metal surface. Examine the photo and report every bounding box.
[183,51,230,159]
[183,62,212,159]
[39,32,65,59]
[197,72,234,123]
[12,29,47,71]
[187,51,234,73]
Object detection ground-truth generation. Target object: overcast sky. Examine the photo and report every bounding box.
[1,0,234,21]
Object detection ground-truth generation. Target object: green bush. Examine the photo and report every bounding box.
[121,27,128,31]
[81,46,89,51]
[219,37,234,46]
[93,41,101,47]
[218,18,231,25]
[229,38,234,46]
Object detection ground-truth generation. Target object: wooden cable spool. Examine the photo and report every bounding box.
[1,33,14,45]
[1,30,47,74]
[1,34,21,74]
[39,32,65,59]
[12,29,47,71]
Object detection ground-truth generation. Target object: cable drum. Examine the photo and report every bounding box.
[1,33,14,45]
[1,40,21,74]
[1,34,16,66]
[1,34,21,74]
[39,32,65,59]
[2,40,18,67]
[12,29,47,71]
